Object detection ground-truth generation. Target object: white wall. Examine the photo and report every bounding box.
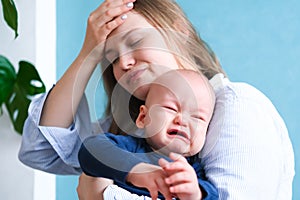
[0,0,56,199]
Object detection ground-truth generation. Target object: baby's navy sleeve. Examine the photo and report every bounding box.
[78,133,148,183]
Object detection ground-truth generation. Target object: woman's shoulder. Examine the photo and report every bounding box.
[201,74,284,158]
[210,73,268,103]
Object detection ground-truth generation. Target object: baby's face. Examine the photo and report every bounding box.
[142,72,214,156]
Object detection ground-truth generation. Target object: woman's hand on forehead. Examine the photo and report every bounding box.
[80,0,136,64]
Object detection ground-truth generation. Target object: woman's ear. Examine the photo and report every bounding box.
[136,105,148,128]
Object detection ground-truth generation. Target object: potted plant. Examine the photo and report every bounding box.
[0,0,45,134]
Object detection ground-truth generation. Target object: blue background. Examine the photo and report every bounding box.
[56,0,299,199]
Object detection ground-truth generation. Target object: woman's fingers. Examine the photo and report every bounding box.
[88,0,135,40]
[149,190,158,200]
[91,0,135,26]
[96,3,133,27]
[87,0,135,32]
[155,177,173,200]
[101,14,127,36]
[81,0,135,62]
[148,176,173,200]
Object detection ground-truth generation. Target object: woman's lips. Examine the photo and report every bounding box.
[126,68,146,84]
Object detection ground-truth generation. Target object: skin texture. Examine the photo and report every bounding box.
[40,0,137,128]
[136,70,214,157]
[77,174,113,200]
[105,11,180,100]
[159,153,202,200]
[127,154,201,200]
[22,0,293,199]
[126,163,173,200]
[128,70,214,200]
[70,1,208,200]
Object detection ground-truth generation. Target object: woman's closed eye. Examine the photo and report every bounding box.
[105,40,143,64]
[129,38,143,49]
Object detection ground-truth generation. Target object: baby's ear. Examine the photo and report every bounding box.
[136,105,148,128]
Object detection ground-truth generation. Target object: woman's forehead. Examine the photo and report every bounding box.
[108,11,154,38]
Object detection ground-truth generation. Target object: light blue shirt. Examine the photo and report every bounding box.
[18,73,295,199]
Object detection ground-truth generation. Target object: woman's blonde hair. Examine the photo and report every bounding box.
[101,0,226,134]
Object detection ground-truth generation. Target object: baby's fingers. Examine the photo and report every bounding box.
[165,159,189,172]
[170,182,189,193]
[158,158,170,169]
[165,171,191,185]
[169,152,188,163]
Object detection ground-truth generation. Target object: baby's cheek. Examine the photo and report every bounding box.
[189,123,208,153]
[190,132,206,155]
[144,106,168,137]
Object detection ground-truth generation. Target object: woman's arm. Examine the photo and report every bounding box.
[40,0,136,128]
[18,92,90,174]
[19,0,136,174]
[77,173,113,200]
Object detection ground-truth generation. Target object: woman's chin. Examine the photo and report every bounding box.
[132,85,150,100]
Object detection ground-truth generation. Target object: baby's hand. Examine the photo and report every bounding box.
[159,152,202,200]
[127,163,173,200]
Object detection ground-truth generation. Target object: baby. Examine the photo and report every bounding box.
[79,69,217,200]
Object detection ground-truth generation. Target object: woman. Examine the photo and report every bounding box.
[19,0,294,199]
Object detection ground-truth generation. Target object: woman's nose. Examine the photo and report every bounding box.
[118,52,136,71]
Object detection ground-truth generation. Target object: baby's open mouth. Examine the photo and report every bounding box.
[167,129,189,140]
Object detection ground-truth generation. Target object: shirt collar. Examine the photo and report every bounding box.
[209,73,229,93]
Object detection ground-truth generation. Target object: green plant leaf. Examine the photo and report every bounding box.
[5,61,45,134]
[1,0,18,38]
[0,55,17,114]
